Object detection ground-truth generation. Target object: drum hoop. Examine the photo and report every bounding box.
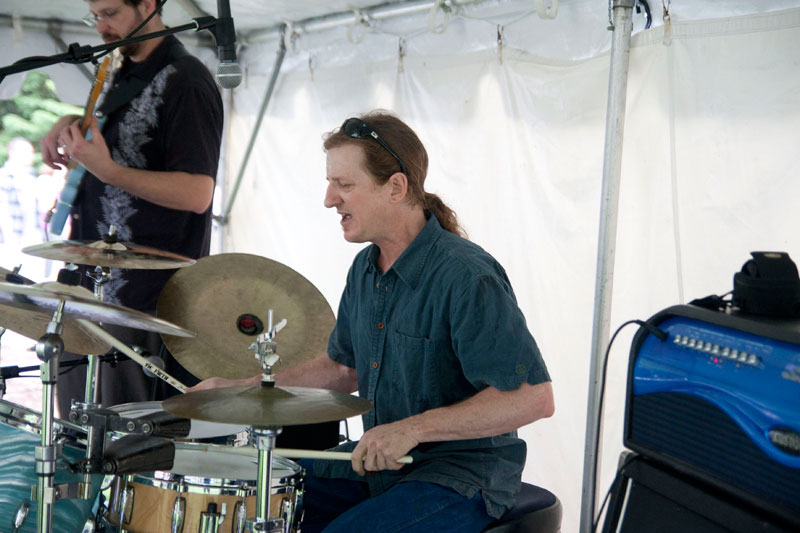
[125,471,301,496]
[125,443,303,495]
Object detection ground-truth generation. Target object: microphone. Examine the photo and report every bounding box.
[214,0,242,88]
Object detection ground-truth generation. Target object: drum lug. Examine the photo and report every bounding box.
[233,501,247,533]
[171,494,186,533]
[13,500,30,531]
[80,515,97,533]
[117,483,135,525]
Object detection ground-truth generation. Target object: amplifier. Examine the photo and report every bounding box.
[624,304,800,527]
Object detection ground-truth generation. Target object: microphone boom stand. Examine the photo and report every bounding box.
[0,16,219,82]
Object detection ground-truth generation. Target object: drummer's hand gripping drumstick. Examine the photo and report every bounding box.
[77,319,187,393]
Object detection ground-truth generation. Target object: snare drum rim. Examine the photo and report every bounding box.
[125,445,303,497]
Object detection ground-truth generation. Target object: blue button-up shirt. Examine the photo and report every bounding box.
[318,215,550,518]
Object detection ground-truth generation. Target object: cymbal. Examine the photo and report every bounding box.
[0,282,195,343]
[0,282,111,354]
[162,384,371,426]
[157,253,335,380]
[1,266,34,285]
[22,239,196,270]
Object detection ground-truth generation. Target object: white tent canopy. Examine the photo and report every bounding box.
[3,1,800,531]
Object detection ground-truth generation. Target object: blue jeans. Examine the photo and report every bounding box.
[298,460,494,532]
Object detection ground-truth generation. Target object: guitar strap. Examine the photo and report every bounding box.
[98,40,190,117]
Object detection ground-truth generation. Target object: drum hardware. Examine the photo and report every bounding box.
[251,311,286,532]
[0,275,194,533]
[1,263,35,285]
[199,502,225,532]
[165,318,371,533]
[33,298,67,532]
[14,501,30,530]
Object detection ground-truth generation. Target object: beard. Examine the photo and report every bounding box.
[100,10,146,58]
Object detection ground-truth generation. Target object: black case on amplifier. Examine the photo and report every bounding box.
[623,304,800,530]
[602,453,795,533]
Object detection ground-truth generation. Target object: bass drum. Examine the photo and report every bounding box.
[0,399,102,532]
[105,442,304,532]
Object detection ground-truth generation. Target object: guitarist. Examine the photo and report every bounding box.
[40,0,223,415]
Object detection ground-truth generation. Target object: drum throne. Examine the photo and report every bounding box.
[482,482,562,533]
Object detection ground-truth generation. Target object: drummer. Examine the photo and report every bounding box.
[40,0,223,413]
[192,111,554,531]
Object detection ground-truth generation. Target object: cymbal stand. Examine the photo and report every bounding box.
[84,264,110,404]
[248,310,286,532]
[34,301,67,533]
[78,264,111,500]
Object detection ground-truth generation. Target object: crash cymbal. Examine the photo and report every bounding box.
[22,239,195,269]
[0,281,195,341]
[0,282,111,354]
[163,384,371,426]
[157,253,335,380]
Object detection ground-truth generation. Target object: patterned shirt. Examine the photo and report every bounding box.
[70,36,223,312]
[318,215,551,518]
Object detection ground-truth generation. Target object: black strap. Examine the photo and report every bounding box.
[98,39,190,117]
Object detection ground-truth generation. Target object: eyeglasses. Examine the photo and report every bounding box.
[82,7,123,27]
[341,118,407,175]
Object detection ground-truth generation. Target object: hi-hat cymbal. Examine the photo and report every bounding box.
[162,384,371,426]
[22,239,196,269]
[0,281,195,343]
[157,253,335,380]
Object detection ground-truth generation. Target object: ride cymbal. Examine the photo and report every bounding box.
[157,253,335,380]
[163,384,371,427]
[22,239,195,270]
[0,282,195,343]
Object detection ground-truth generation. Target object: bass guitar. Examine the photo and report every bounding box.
[49,56,112,235]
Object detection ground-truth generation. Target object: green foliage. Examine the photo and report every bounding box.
[0,71,82,167]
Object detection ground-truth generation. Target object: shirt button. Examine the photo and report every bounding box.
[377,322,384,330]
[372,361,379,369]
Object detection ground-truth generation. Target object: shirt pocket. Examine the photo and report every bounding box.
[391,330,439,412]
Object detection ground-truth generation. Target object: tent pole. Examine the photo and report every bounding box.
[218,24,287,225]
[579,1,635,532]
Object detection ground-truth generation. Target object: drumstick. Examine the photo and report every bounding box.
[275,447,413,464]
[190,443,413,464]
[77,319,188,393]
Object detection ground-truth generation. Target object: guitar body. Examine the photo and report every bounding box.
[50,119,106,235]
[49,56,112,236]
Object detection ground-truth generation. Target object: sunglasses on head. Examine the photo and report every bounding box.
[341,118,407,176]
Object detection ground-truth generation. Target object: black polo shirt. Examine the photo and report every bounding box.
[71,35,223,313]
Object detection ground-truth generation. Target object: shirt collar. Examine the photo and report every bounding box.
[366,214,444,290]
[122,35,180,81]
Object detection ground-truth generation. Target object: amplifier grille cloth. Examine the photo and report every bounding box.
[630,392,800,515]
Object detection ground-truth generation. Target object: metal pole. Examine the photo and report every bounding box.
[218,25,287,225]
[579,1,636,532]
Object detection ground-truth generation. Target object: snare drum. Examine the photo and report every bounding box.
[0,399,102,533]
[106,442,304,532]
